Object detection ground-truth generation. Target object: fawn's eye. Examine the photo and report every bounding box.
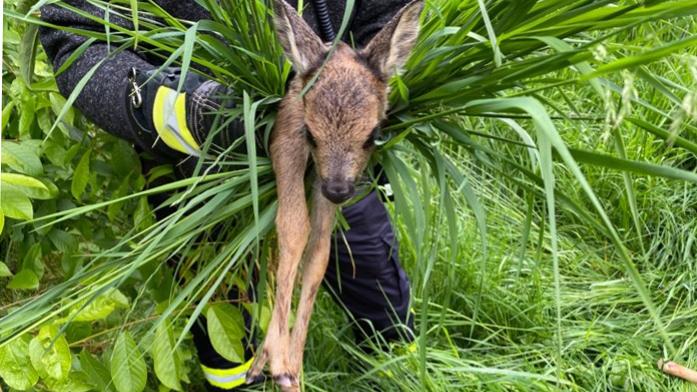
[304,127,317,147]
[363,127,380,150]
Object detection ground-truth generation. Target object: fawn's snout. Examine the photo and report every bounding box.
[320,178,355,204]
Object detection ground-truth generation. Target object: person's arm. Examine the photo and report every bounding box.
[39,1,235,163]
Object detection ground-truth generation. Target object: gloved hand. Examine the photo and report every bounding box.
[126,67,251,160]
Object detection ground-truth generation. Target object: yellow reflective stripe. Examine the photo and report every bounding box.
[152,87,188,154]
[200,358,253,390]
[152,86,201,155]
[173,92,201,152]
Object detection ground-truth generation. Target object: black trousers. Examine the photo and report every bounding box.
[190,191,414,384]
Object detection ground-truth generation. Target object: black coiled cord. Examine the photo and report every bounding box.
[311,0,336,41]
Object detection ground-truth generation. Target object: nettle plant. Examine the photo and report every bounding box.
[2,0,697,391]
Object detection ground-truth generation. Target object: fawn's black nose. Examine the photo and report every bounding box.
[321,180,355,204]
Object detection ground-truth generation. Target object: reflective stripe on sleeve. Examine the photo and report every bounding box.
[200,357,254,390]
[152,86,201,156]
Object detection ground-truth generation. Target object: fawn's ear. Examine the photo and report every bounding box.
[360,0,424,79]
[273,0,326,73]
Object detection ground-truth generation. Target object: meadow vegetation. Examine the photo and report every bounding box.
[1,0,696,391]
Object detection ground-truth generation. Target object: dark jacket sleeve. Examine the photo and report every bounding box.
[284,0,412,47]
[38,1,209,144]
[349,0,413,46]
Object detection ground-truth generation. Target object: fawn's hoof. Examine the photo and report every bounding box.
[274,373,297,387]
[245,373,266,385]
[245,350,268,384]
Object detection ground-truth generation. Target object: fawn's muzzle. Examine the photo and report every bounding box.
[321,179,355,204]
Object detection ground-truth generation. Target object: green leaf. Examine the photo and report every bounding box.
[2,100,15,131]
[18,89,36,138]
[43,371,92,392]
[48,92,75,131]
[22,242,44,279]
[79,351,116,392]
[110,332,147,392]
[1,173,53,199]
[7,269,39,290]
[0,261,12,277]
[0,185,33,220]
[71,149,91,201]
[133,196,155,230]
[1,140,43,176]
[108,174,132,222]
[28,325,72,381]
[0,173,48,191]
[152,321,182,391]
[0,335,39,390]
[48,229,78,253]
[19,24,39,85]
[206,303,245,363]
[66,288,129,322]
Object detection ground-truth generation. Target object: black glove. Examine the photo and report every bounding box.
[126,67,247,160]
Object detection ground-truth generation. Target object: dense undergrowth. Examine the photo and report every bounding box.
[2,0,697,391]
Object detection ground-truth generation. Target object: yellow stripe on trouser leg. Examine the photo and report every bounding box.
[152,86,201,156]
[200,358,254,390]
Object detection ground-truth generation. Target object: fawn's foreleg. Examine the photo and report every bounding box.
[247,96,309,390]
[288,184,337,375]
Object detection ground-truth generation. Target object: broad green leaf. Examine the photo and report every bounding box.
[206,303,245,363]
[1,173,50,197]
[0,173,48,192]
[29,325,72,381]
[7,269,39,290]
[0,209,4,234]
[0,186,33,220]
[67,288,129,322]
[43,371,92,392]
[0,335,39,390]
[152,322,182,391]
[48,229,78,253]
[43,140,68,166]
[0,261,12,277]
[111,332,147,392]
[1,140,43,176]
[79,351,115,392]
[71,149,91,201]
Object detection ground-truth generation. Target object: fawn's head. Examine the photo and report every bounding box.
[273,0,423,204]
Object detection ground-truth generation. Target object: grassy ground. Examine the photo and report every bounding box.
[296,29,697,392]
[299,141,697,390]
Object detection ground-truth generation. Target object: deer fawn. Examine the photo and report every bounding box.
[246,1,424,390]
